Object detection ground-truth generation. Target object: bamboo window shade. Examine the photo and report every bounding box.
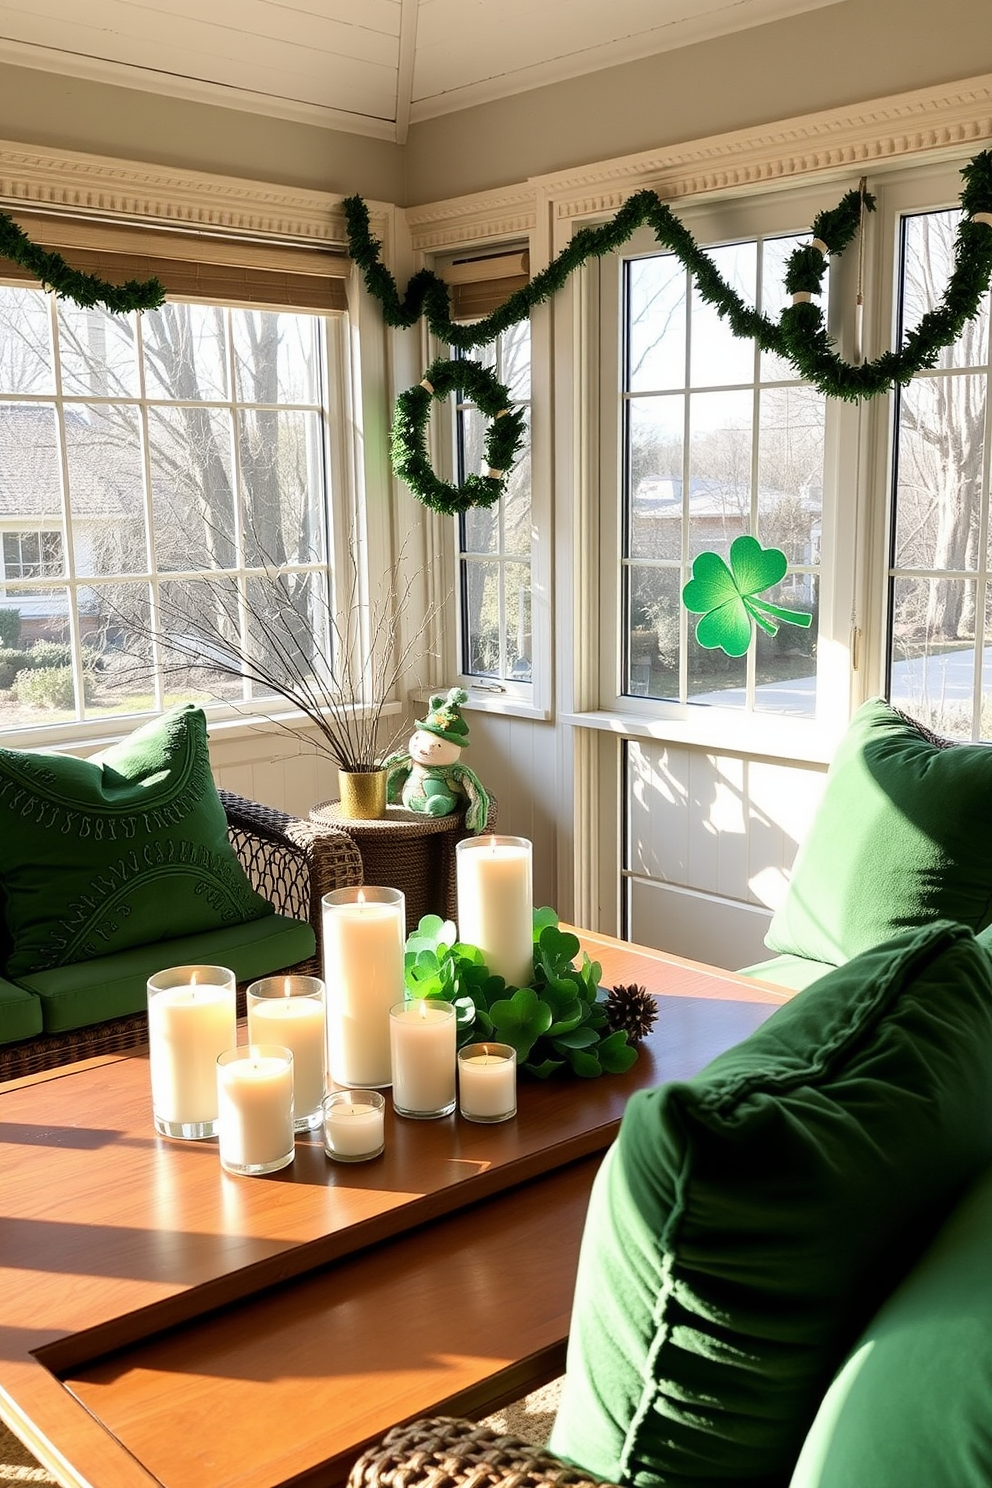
[441,248,529,322]
[0,210,350,312]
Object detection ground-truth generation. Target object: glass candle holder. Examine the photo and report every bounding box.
[147,964,237,1139]
[322,1089,386,1162]
[389,999,457,1119]
[455,835,534,987]
[457,1041,517,1123]
[247,975,326,1130]
[216,1045,295,1176]
[322,886,405,1089]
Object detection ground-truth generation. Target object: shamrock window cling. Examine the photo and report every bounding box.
[681,536,813,656]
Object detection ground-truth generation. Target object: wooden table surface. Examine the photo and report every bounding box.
[0,932,789,1488]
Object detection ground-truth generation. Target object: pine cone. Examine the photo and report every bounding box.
[604,983,658,1042]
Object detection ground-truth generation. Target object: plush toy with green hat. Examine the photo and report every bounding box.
[384,687,491,830]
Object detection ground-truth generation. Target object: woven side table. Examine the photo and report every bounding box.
[309,796,498,935]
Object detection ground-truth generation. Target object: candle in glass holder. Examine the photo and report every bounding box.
[216,1045,295,1176]
[322,887,405,1088]
[147,965,237,1139]
[389,999,457,1118]
[322,1089,386,1162]
[247,975,326,1130]
[458,1041,517,1123]
[456,835,534,987]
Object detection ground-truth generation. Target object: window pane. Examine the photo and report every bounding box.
[893,374,985,571]
[628,396,684,560]
[455,327,532,687]
[141,302,228,401]
[690,241,756,388]
[240,408,327,567]
[687,389,753,560]
[627,256,686,393]
[757,386,824,564]
[754,573,818,717]
[57,303,140,397]
[625,565,680,699]
[0,286,53,394]
[902,210,991,373]
[233,310,322,405]
[890,574,977,737]
[148,406,237,572]
[66,404,147,578]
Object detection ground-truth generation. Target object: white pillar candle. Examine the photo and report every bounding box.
[147,965,237,1138]
[322,1089,386,1162]
[322,887,405,1089]
[216,1045,295,1175]
[455,835,534,987]
[247,976,326,1130]
[457,1042,517,1123]
[389,1000,457,1118]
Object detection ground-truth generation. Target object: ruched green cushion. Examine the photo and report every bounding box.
[549,921,992,1488]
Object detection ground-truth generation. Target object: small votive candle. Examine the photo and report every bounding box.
[458,1042,517,1123]
[147,965,237,1139]
[247,975,326,1131]
[322,1089,386,1162]
[389,1000,457,1119]
[216,1045,295,1176]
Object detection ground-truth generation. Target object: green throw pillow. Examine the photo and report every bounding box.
[548,921,992,1488]
[789,1158,992,1488]
[765,697,992,967]
[0,703,273,977]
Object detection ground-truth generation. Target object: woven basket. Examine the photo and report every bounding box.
[347,1416,617,1488]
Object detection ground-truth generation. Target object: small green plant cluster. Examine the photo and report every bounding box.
[0,609,21,647]
[404,909,638,1079]
[12,666,92,709]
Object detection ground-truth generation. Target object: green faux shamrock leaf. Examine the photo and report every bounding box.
[682,535,813,657]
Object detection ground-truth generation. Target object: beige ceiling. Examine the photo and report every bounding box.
[0,0,841,144]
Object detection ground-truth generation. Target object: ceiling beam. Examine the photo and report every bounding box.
[394,0,419,145]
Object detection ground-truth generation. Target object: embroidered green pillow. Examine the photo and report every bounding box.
[0,704,273,977]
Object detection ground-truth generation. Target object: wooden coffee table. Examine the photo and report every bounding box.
[0,932,789,1488]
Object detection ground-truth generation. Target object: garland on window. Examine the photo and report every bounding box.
[0,210,165,313]
[391,357,527,515]
[344,149,992,512]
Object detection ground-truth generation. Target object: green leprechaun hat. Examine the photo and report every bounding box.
[417,687,471,747]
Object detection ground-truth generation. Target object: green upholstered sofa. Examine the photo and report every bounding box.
[348,919,992,1488]
[0,708,363,1080]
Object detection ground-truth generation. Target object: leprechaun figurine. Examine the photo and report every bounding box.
[384,687,490,831]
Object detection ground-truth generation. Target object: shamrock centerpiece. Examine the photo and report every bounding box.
[403,909,640,1079]
[682,535,812,657]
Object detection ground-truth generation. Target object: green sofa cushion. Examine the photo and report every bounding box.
[764,698,992,968]
[548,921,992,1488]
[15,912,315,1034]
[737,952,835,991]
[0,704,273,978]
[0,975,43,1043]
[790,1157,992,1488]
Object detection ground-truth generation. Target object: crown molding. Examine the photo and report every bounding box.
[0,138,395,248]
[405,72,992,248]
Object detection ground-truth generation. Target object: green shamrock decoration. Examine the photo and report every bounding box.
[682,535,813,656]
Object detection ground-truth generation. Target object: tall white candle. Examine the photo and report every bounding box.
[457,1042,517,1123]
[216,1045,295,1175]
[456,835,534,987]
[147,965,237,1138]
[322,887,405,1088]
[247,976,326,1129]
[389,999,457,1118]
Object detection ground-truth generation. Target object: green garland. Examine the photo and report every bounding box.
[391,356,527,515]
[0,211,165,313]
[345,150,992,511]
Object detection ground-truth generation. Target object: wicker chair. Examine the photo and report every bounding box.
[347,1416,615,1488]
[0,789,363,1082]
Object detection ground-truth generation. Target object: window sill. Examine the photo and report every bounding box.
[409,688,551,723]
[561,707,844,765]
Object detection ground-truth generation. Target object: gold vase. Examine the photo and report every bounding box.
[338,768,388,820]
